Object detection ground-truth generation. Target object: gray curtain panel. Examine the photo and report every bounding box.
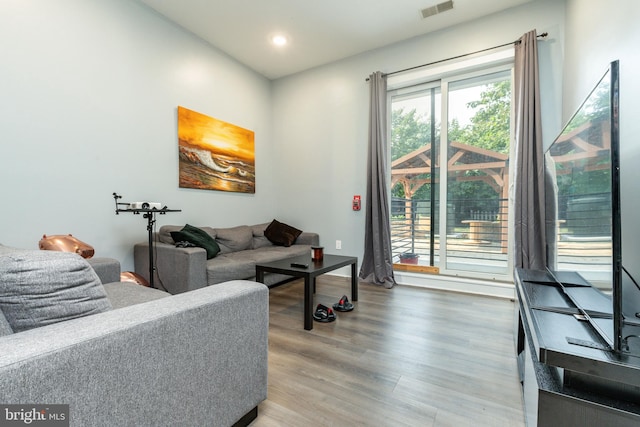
[513,30,546,270]
[359,71,396,288]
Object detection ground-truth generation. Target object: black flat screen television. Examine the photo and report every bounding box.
[543,60,640,355]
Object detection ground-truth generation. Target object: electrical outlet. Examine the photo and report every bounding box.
[336,240,342,250]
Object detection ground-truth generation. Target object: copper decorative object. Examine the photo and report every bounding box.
[39,234,95,259]
[120,271,150,287]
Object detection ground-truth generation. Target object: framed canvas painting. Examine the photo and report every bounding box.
[177,106,255,193]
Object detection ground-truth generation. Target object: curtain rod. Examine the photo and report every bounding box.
[365,32,548,81]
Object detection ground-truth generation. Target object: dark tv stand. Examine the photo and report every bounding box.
[514,268,640,426]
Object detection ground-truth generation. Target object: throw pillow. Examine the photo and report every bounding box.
[171,224,220,259]
[0,250,112,333]
[264,219,302,247]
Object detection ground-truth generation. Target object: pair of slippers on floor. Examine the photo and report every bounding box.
[313,295,354,323]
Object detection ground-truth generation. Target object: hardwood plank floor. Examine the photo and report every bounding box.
[251,275,525,427]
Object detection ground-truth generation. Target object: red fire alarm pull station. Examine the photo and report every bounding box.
[353,195,361,211]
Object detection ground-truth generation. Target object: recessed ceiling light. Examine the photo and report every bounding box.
[271,35,288,46]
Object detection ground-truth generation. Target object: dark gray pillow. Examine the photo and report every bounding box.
[0,250,112,332]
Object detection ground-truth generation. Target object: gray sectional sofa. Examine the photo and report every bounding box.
[0,245,267,427]
[134,222,319,294]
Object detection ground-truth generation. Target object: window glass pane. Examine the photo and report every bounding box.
[446,71,511,275]
[390,88,441,266]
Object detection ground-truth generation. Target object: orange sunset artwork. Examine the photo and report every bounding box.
[178,106,255,193]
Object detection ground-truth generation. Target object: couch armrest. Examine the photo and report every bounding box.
[297,232,319,246]
[87,257,121,284]
[134,242,207,294]
[0,280,268,427]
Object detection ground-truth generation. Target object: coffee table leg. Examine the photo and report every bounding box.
[351,261,358,301]
[304,276,313,330]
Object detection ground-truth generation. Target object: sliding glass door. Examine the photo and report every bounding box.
[390,65,513,279]
[390,82,441,269]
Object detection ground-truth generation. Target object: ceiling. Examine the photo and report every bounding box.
[137,0,535,80]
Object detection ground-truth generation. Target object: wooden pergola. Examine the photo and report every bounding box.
[391,141,509,216]
[391,141,509,253]
[390,122,608,256]
[391,122,608,215]
[549,120,610,174]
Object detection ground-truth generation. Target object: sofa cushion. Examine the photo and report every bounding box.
[102,281,170,309]
[264,219,302,247]
[215,225,253,254]
[0,250,112,332]
[251,223,273,249]
[158,225,184,244]
[0,310,13,336]
[87,257,121,284]
[171,224,220,259]
[206,253,257,283]
[0,243,17,255]
[205,244,313,285]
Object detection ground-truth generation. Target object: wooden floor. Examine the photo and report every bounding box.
[250,275,525,427]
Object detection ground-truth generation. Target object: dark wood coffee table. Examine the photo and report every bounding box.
[255,254,358,330]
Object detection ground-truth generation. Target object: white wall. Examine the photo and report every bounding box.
[0,0,574,286]
[0,0,275,270]
[272,0,565,285]
[563,0,640,285]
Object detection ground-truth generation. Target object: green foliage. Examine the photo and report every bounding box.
[391,108,431,161]
[390,107,436,200]
[391,79,511,209]
[555,72,613,202]
[464,80,511,154]
[564,77,611,132]
[444,80,512,154]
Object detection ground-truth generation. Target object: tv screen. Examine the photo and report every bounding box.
[544,60,624,352]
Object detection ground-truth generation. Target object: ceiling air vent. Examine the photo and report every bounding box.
[421,0,454,19]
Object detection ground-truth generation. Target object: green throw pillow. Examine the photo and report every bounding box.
[171,224,220,259]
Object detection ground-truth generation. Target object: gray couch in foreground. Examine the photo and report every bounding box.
[134,222,319,294]
[0,246,268,427]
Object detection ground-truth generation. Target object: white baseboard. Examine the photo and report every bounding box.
[327,271,515,300]
[393,271,515,299]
